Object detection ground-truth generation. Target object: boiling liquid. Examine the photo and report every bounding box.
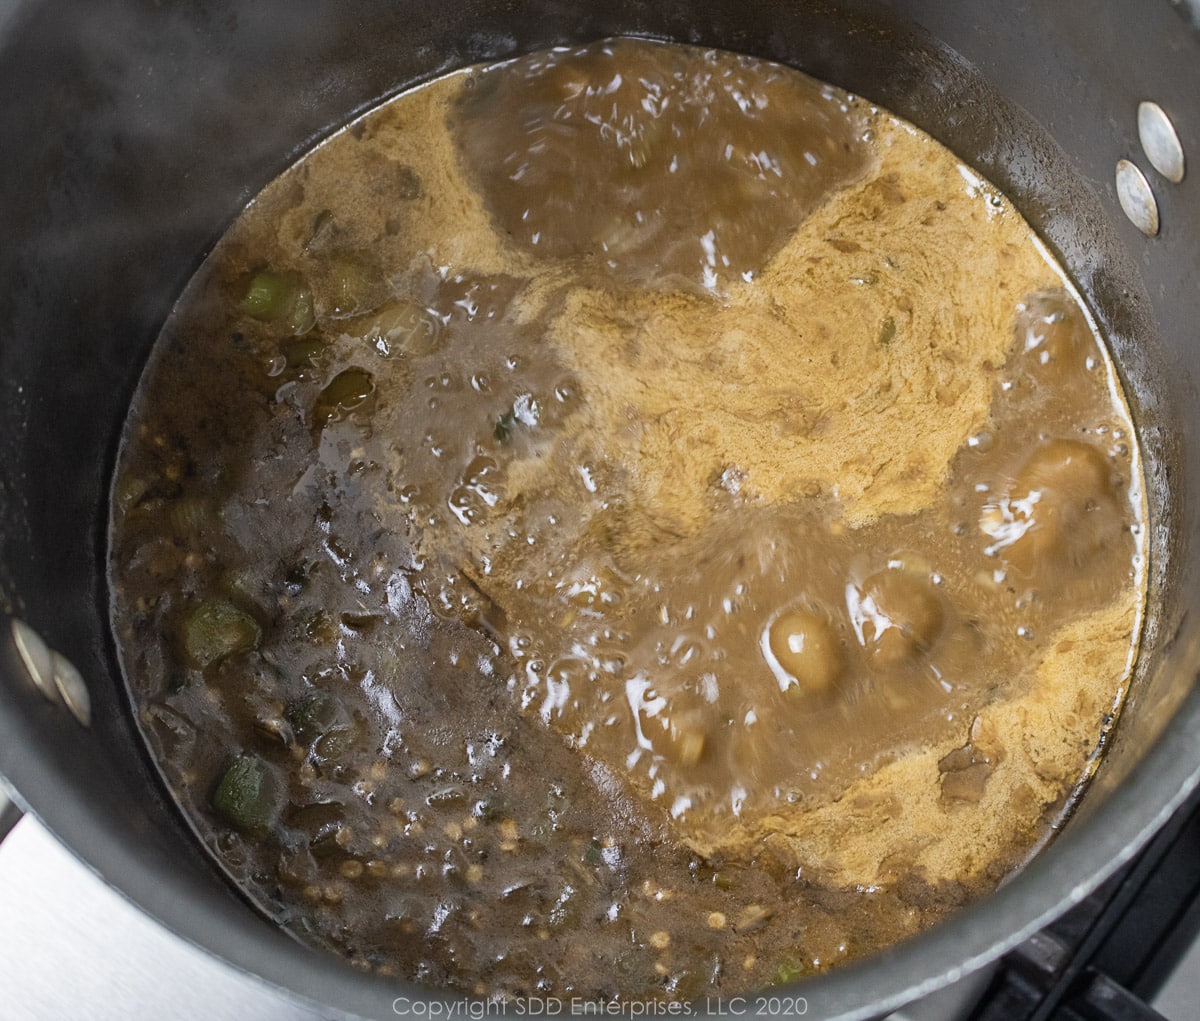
[108,39,1145,999]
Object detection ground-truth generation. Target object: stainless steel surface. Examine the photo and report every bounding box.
[1138,101,1187,183]
[1116,158,1161,235]
[0,817,328,1021]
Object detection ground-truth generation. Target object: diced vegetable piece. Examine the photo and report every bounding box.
[426,785,468,809]
[179,599,261,669]
[286,286,316,335]
[168,496,212,536]
[339,611,381,633]
[879,315,897,346]
[775,960,805,985]
[308,823,347,860]
[353,299,443,357]
[671,970,711,1002]
[326,253,387,318]
[286,693,335,744]
[219,568,266,612]
[286,692,350,747]
[314,368,375,426]
[473,795,510,822]
[734,903,774,933]
[211,754,279,838]
[286,800,347,859]
[283,335,326,369]
[114,475,148,514]
[300,609,337,643]
[238,269,316,334]
[240,271,299,320]
[314,725,358,762]
[253,713,292,747]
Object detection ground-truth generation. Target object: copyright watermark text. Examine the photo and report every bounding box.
[393,995,809,1017]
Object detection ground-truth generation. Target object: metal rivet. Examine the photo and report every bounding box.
[1115,159,1160,237]
[10,618,57,702]
[1138,101,1186,184]
[51,651,92,728]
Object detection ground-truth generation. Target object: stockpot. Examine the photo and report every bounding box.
[1,1,1199,1018]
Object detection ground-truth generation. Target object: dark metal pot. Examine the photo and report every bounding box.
[1,2,1198,1018]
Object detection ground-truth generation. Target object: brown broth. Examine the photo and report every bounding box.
[108,38,1146,1001]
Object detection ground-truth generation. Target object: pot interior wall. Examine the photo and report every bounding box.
[1,2,1198,1019]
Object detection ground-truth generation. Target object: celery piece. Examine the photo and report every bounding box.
[212,754,279,838]
[314,368,375,426]
[240,270,300,322]
[180,599,261,669]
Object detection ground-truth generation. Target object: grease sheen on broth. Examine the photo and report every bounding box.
[108,39,1146,999]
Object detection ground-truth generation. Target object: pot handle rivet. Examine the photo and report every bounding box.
[51,651,92,728]
[10,618,57,703]
[1115,159,1160,237]
[7,619,93,727]
[1138,101,1186,184]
